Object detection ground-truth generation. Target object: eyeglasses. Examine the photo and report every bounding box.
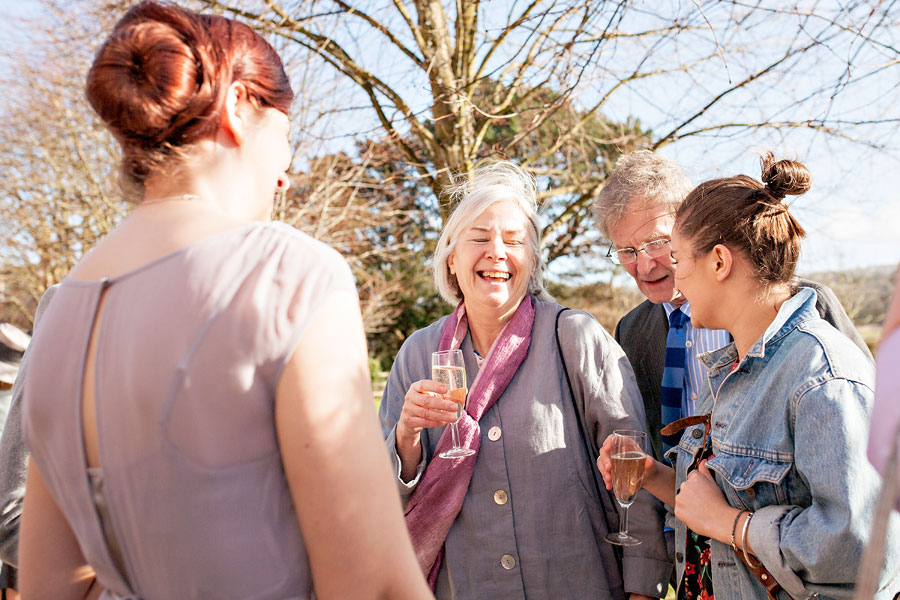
[606,238,671,265]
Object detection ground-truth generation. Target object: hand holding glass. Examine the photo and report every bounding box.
[432,349,475,459]
[605,430,647,546]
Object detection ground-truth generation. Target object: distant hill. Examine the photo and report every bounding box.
[801,264,896,327]
[801,264,896,352]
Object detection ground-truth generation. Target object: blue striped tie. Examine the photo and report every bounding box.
[660,308,687,463]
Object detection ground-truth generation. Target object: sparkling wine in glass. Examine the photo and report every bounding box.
[605,429,647,546]
[432,349,475,459]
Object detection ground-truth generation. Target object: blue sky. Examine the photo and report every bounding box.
[2,1,897,276]
[274,1,900,275]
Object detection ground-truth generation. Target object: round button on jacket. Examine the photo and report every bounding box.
[493,490,509,505]
[691,428,703,439]
[500,554,516,570]
[488,426,502,441]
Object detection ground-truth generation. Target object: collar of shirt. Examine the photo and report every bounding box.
[662,301,690,319]
[662,301,730,416]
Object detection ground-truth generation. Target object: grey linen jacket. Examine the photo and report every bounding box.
[379,298,672,600]
[614,278,872,461]
[0,284,57,568]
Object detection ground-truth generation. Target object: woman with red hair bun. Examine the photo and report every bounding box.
[16,2,431,599]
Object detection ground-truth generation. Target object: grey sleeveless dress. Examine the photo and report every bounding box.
[22,222,355,599]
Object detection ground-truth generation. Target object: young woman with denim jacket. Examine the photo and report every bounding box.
[598,154,900,600]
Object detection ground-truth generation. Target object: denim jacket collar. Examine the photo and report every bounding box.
[699,287,818,376]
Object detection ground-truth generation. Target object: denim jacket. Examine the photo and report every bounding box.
[670,288,900,599]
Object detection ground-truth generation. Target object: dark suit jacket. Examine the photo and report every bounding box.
[614,278,872,461]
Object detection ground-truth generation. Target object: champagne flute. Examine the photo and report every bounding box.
[605,429,647,546]
[432,349,475,459]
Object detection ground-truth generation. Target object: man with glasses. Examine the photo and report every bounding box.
[592,150,871,463]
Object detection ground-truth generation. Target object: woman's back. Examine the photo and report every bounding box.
[23,222,353,599]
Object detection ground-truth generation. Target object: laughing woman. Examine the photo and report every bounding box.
[378,162,671,600]
[598,154,900,599]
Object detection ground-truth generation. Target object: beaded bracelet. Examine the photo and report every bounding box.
[739,511,763,569]
[730,510,747,555]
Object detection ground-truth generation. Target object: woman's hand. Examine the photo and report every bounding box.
[395,380,460,447]
[394,380,460,478]
[597,434,675,506]
[674,460,738,542]
[596,433,656,491]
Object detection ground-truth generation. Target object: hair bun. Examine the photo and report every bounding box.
[86,1,292,196]
[85,3,220,147]
[760,152,811,200]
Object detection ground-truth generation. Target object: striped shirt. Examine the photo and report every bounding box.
[662,301,731,417]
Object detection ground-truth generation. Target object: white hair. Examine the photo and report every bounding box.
[592,150,693,237]
[433,161,553,305]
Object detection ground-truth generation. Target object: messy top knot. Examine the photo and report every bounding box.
[760,152,812,201]
[85,1,293,197]
[675,153,809,286]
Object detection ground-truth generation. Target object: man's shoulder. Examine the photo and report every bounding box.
[794,276,873,360]
[795,276,832,297]
[618,298,664,331]
[795,277,845,313]
[615,299,667,352]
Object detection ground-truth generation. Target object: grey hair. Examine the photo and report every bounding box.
[433,161,553,305]
[592,150,693,237]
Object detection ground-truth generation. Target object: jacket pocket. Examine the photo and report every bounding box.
[707,452,792,509]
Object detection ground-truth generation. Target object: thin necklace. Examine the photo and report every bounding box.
[139,193,199,206]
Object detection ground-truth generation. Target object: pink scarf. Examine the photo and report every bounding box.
[404,296,535,589]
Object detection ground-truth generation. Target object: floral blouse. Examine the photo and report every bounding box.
[678,530,713,600]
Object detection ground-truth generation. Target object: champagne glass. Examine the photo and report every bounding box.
[432,349,475,459]
[605,429,647,546]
